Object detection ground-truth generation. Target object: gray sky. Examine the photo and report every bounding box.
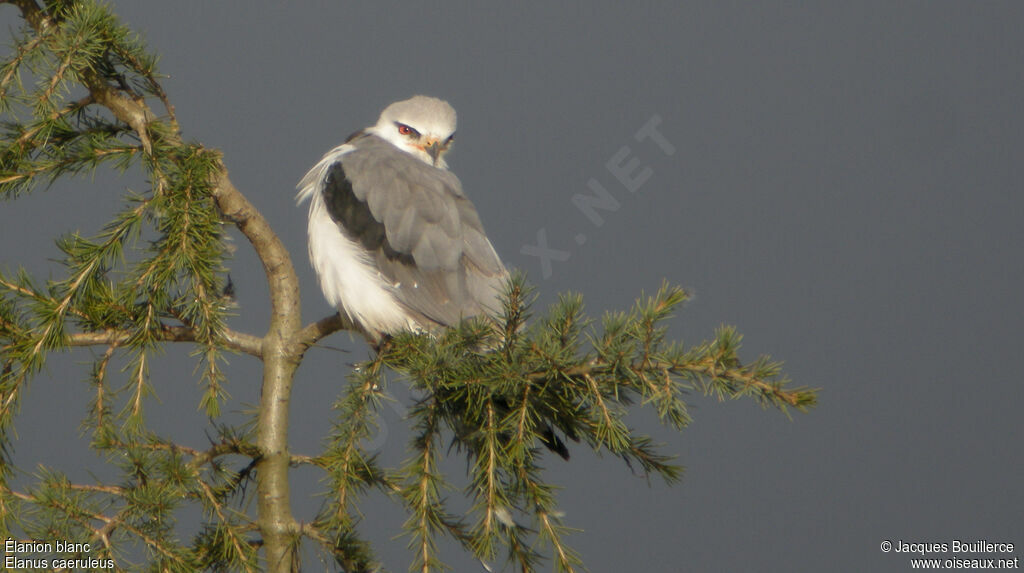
[2,2,1022,571]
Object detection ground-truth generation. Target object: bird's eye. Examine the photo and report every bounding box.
[445,134,456,144]
[396,123,418,137]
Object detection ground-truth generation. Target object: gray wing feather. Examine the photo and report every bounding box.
[322,134,507,329]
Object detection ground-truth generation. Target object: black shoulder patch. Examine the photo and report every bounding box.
[321,162,414,265]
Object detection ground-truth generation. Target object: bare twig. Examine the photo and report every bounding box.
[297,312,351,351]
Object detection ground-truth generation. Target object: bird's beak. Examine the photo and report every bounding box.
[422,139,443,165]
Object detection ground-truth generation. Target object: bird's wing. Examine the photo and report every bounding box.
[320,134,507,329]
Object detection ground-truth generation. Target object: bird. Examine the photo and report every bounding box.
[296,95,509,345]
[297,96,574,460]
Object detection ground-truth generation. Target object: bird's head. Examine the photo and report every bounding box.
[370,95,457,168]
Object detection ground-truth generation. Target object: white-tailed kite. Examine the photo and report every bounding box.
[297,96,509,345]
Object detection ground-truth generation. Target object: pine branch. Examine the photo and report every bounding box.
[1,3,325,567]
[194,478,260,572]
[312,362,390,570]
[403,398,447,573]
[65,324,262,357]
[7,476,191,569]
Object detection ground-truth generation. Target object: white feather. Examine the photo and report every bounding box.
[297,144,419,335]
[295,143,349,204]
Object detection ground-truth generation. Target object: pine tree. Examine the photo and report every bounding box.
[0,2,816,571]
